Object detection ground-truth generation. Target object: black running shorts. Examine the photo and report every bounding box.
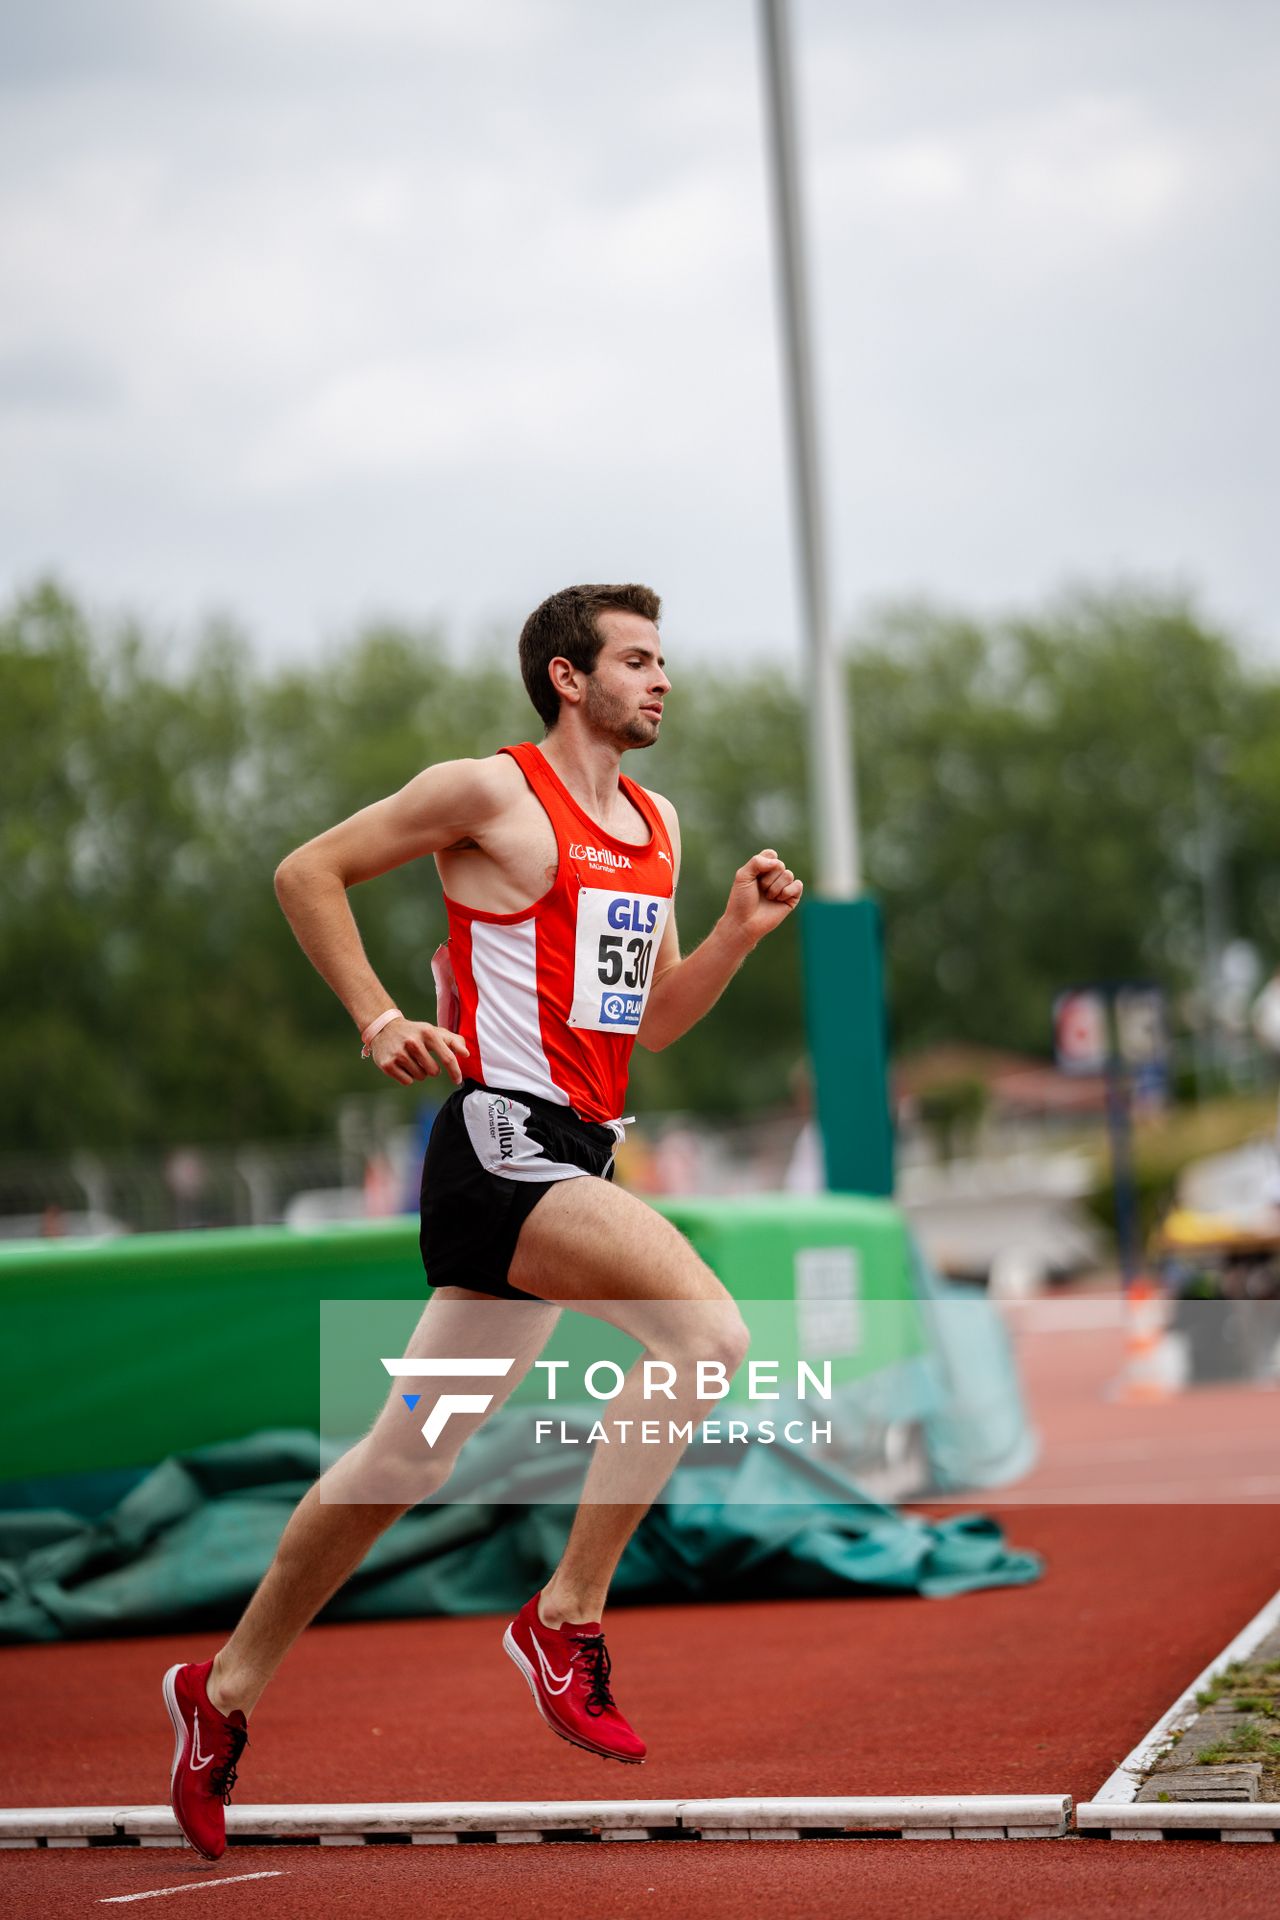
[419,1079,619,1301]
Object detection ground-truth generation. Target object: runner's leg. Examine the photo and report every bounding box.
[207,1286,560,1716]
[507,1175,749,1626]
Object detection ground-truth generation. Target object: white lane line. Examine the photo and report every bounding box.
[955,1478,1280,1503]
[1035,1434,1280,1466]
[1005,1301,1126,1332]
[99,1872,285,1903]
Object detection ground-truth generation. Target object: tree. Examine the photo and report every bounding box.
[2,577,1273,1154]
[850,586,1253,1055]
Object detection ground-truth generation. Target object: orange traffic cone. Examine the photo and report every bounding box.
[1111,1276,1178,1402]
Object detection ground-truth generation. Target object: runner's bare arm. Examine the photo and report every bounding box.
[273,758,509,1086]
[637,799,803,1052]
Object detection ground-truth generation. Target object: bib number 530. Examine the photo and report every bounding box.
[597,932,653,989]
[570,890,669,1032]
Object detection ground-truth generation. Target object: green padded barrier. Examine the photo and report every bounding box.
[0,1193,922,1484]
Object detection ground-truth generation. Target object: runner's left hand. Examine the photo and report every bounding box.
[724,850,803,946]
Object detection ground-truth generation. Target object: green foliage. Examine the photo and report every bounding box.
[0,580,809,1146]
[3,575,1279,1151]
[851,585,1252,1052]
[915,1077,989,1164]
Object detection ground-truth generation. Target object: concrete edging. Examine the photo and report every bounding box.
[0,1794,1073,1847]
[1078,1585,1280,1841]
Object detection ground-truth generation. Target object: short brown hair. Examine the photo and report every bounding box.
[518,583,662,730]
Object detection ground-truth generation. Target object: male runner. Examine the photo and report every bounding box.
[163,583,802,1858]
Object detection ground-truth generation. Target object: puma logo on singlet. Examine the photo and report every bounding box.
[569,842,633,871]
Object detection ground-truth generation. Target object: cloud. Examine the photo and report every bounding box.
[0,345,118,413]
[243,351,614,489]
[0,0,1276,659]
[218,0,571,55]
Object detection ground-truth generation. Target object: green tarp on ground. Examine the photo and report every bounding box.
[0,1425,1042,1645]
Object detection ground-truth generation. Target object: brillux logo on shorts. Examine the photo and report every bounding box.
[381,1357,515,1445]
[491,1098,516,1161]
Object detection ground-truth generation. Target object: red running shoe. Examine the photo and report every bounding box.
[162,1659,249,1860]
[503,1592,646,1764]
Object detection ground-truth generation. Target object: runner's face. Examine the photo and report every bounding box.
[583,614,670,750]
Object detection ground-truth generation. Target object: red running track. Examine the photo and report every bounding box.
[2,1501,1278,1917]
[3,1834,1279,1920]
[3,1310,1278,1913]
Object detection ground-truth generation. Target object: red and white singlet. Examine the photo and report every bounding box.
[439,742,675,1125]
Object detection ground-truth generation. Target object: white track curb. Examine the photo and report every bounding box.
[0,1794,1072,1847]
[1078,1585,1280,1840]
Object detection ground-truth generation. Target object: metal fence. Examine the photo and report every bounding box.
[0,1102,1106,1242]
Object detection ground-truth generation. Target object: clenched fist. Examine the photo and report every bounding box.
[370,1018,470,1087]
[723,849,804,947]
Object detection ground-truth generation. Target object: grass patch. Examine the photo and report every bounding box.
[1194,1662,1280,1713]
[1150,1656,1280,1796]
[1086,1099,1275,1241]
[1193,1719,1270,1765]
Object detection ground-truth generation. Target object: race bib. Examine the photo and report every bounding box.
[569,889,670,1033]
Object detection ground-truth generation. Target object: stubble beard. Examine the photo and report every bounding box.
[583,676,658,750]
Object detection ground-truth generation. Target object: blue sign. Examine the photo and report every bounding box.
[600,992,644,1027]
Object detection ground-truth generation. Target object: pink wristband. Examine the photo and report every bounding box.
[360,1007,402,1057]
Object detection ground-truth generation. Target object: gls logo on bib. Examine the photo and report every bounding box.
[569,890,670,1033]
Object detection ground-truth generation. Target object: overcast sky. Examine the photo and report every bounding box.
[2,0,1277,667]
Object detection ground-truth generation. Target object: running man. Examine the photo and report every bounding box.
[164,583,802,1858]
